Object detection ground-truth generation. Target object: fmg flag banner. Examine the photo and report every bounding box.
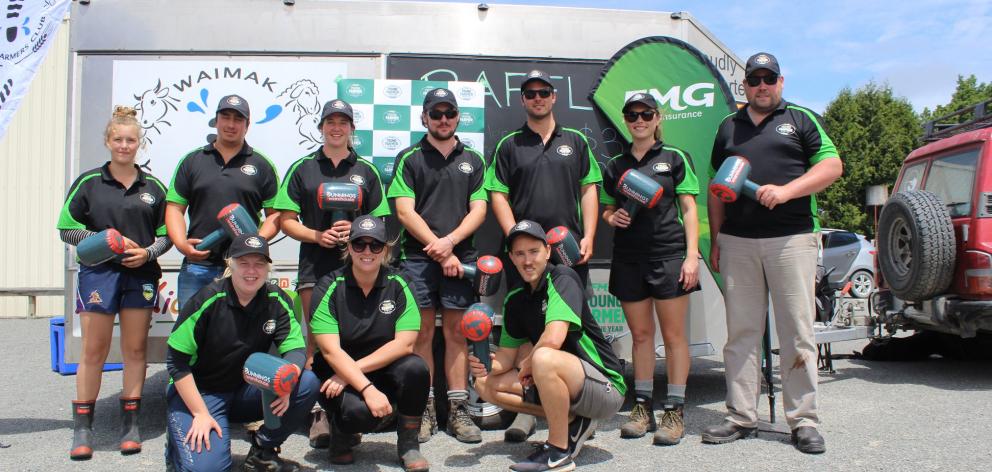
[0,0,70,140]
[589,36,737,287]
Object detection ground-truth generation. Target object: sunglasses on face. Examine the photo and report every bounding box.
[623,110,657,123]
[522,89,553,100]
[428,108,458,120]
[350,239,385,254]
[745,74,779,87]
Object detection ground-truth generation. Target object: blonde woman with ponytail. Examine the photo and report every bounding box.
[57,106,173,460]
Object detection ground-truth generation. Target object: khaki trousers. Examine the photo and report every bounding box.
[718,232,819,429]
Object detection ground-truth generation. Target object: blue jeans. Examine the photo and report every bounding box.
[165,370,319,472]
[177,260,225,310]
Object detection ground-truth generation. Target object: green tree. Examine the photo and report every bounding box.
[921,75,992,123]
[819,82,920,238]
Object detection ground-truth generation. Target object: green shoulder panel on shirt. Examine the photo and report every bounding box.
[57,172,101,230]
[497,287,527,348]
[787,105,841,165]
[165,148,201,206]
[270,291,306,354]
[147,175,169,195]
[485,131,521,194]
[254,150,281,208]
[545,273,582,330]
[357,159,392,217]
[167,292,226,363]
[310,277,343,335]
[390,274,421,332]
[562,127,603,186]
[665,146,700,195]
[272,155,314,213]
[466,147,490,202]
[386,147,420,200]
[598,154,623,206]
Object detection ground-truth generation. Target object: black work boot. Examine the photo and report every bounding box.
[329,420,356,465]
[242,432,301,472]
[397,414,430,472]
[792,426,826,454]
[70,401,95,460]
[700,419,756,444]
[119,397,142,455]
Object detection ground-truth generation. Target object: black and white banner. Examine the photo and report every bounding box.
[0,0,70,139]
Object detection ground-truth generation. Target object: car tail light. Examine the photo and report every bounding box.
[964,250,992,292]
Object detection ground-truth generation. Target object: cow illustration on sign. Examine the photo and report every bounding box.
[133,79,180,146]
[278,79,323,149]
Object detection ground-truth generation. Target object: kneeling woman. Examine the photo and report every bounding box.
[165,235,318,472]
[311,215,430,472]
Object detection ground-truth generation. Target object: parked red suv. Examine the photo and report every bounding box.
[874,99,992,338]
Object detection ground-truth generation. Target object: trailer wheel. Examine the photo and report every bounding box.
[877,190,955,301]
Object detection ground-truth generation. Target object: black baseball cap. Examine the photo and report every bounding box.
[745,52,780,77]
[217,94,250,119]
[507,220,547,245]
[520,69,554,91]
[350,215,387,243]
[622,92,658,112]
[228,234,271,262]
[320,99,354,123]
[423,87,458,110]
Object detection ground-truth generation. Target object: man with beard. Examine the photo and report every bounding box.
[387,87,488,444]
[704,52,841,454]
[485,69,602,442]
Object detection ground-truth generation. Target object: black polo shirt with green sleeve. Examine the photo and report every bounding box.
[386,136,488,260]
[486,124,602,240]
[273,148,390,284]
[309,266,420,380]
[166,141,279,265]
[498,264,626,396]
[166,278,305,393]
[600,141,698,261]
[709,101,840,238]
[57,162,168,279]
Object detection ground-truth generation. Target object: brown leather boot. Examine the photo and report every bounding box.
[397,414,430,472]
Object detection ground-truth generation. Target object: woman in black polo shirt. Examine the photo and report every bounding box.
[57,106,172,460]
[600,94,700,446]
[310,215,429,472]
[164,234,318,472]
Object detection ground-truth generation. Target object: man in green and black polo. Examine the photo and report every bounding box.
[387,87,488,443]
[486,69,601,290]
[704,52,842,454]
[470,220,625,471]
[165,94,281,308]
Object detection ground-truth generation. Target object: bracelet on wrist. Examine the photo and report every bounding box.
[359,382,374,394]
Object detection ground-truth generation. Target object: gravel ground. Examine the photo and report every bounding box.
[2,318,991,471]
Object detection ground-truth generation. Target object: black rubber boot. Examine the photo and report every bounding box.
[397,414,430,472]
[119,397,142,454]
[70,401,95,461]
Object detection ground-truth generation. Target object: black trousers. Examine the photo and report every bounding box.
[316,354,430,434]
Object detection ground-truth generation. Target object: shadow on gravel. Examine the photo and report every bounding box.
[0,418,72,435]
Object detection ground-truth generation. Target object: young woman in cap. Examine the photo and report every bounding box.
[57,106,172,460]
[600,93,700,445]
[310,215,430,472]
[164,234,318,472]
[273,98,390,447]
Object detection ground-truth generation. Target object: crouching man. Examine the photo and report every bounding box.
[469,220,626,471]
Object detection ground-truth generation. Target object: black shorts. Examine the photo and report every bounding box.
[400,257,476,310]
[608,257,700,302]
[76,264,158,314]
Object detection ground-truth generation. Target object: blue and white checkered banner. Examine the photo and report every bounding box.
[0,0,70,140]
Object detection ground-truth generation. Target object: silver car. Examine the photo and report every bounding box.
[820,229,876,298]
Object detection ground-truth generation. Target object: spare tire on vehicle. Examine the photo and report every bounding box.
[877,190,955,301]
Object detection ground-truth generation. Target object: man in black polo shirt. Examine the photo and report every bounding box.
[165,94,281,308]
[703,52,841,454]
[387,87,488,444]
[470,220,625,471]
[486,70,602,289]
